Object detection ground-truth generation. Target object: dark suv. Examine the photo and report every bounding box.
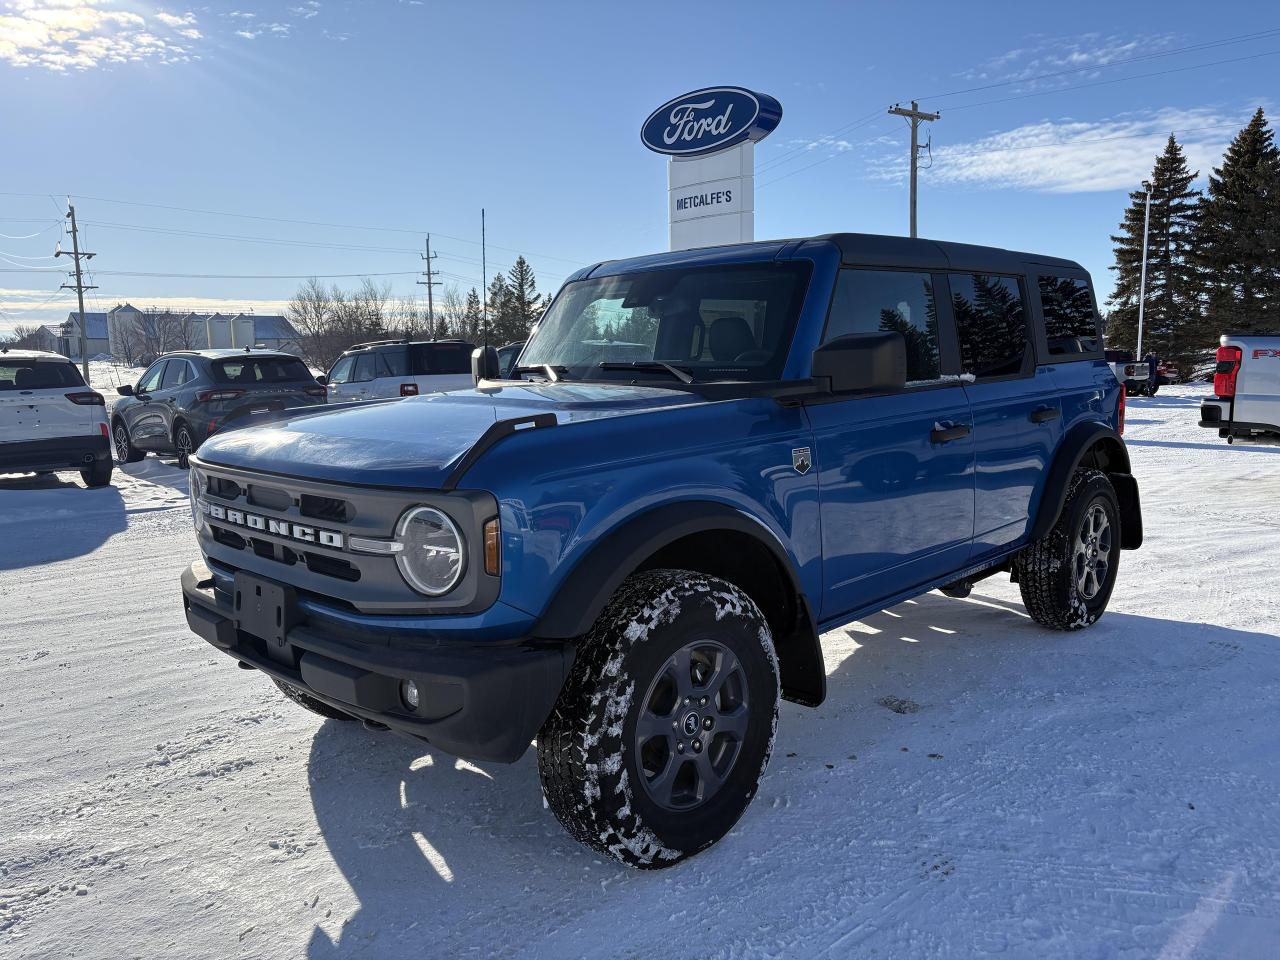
[112,349,325,468]
[180,233,1142,868]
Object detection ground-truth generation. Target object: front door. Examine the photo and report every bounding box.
[125,360,170,449]
[808,267,976,623]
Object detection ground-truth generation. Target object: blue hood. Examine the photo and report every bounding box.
[195,382,704,488]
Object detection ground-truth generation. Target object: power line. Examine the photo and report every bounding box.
[887,102,940,238]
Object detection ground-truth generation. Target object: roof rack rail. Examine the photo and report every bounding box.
[348,338,412,350]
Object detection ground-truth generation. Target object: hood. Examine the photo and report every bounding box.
[195,382,704,488]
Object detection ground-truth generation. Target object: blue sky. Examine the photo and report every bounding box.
[1,0,1276,335]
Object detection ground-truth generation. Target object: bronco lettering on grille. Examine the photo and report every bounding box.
[202,500,344,549]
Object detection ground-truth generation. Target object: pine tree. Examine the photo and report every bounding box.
[1107,135,1202,361]
[487,273,516,344]
[1195,108,1280,336]
[459,288,483,342]
[505,256,544,341]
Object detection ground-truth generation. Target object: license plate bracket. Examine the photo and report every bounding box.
[233,572,300,663]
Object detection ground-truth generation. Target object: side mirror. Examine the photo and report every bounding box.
[811,332,906,394]
[315,374,328,387]
[471,345,499,385]
[117,384,134,397]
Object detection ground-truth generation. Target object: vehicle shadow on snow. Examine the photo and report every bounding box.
[302,592,1278,958]
[0,472,126,570]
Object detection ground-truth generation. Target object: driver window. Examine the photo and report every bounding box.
[825,269,941,383]
[138,361,167,394]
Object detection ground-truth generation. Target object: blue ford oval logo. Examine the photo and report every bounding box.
[641,86,783,157]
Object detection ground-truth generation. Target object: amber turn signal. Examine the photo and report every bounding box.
[483,517,500,576]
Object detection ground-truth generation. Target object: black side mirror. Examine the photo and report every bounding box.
[117,384,134,397]
[315,374,328,386]
[471,346,499,385]
[811,332,906,394]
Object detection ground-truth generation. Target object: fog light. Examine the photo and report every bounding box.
[401,679,420,710]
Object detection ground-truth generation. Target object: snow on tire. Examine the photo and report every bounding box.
[1015,468,1121,630]
[537,569,780,869]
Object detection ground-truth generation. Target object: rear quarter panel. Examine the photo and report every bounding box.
[458,397,822,622]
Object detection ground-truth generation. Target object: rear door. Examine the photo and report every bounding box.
[950,273,1063,561]
[807,268,976,620]
[1037,273,1116,433]
[0,358,92,443]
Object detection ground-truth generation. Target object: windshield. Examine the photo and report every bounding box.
[519,262,810,382]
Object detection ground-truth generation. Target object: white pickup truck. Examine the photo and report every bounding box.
[1104,350,1151,395]
[1199,335,1280,444]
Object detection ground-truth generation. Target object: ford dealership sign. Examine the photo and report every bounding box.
[641,86,782,157]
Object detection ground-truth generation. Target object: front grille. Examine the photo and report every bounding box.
[304,551,360,582]
[247,484,292,512]
[212,526,246,550]
[207,476,242,501]
[300,493,353,524]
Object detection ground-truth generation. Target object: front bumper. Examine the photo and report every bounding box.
[181,561,573,762]
[0,434,110,472]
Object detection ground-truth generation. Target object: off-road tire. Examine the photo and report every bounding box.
[113,420,145,464]
[272,678,357,721]
[537,569,780,869]
[81,460,113,488]
[1015,468,1120,630]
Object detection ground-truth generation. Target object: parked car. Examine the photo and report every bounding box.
[0,348,112,487]
[1104,349,1151,395]
[495,340,525,378]
[112,349,326,469]
[1156,361,1181,385]
[1198,334,1280,443]
[180,232,1142,868]
[324,339,475,402]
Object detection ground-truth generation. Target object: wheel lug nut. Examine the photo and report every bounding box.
[699,697,707,706]
[677,742,685,753]
[703,717,713,730]
[672,721,678,729]
[692,739,702,752]
[684,697,691,705]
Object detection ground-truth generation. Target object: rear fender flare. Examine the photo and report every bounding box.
[1031,422,1142,549]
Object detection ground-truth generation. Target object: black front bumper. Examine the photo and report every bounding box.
[181,563,573,763]
[0,434,110,472]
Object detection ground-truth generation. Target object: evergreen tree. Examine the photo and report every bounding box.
[1107,135,1202,361]
[486,273,516,344]
[505,256,544,341]
[1195,108,1280,336]
[459,288,483,342]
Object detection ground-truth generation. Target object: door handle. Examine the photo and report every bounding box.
[1030,406,1060,423]
[930,422,971,444]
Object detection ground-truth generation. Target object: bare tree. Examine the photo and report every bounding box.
[2,324,44,349]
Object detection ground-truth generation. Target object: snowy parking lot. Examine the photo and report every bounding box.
[2,384,1279,959]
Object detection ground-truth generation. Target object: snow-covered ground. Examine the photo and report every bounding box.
[2,384,1278,959]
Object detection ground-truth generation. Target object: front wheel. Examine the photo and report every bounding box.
[538,570,780,869]
[1015,469,1120,630]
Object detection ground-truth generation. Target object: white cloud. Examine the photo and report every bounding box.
[0,1,202,71]
[958,32,1178,88]
[872,107,1245,193]
[783,135,854,155]
[289,1,320,19]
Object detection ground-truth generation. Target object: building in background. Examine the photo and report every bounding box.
[57,312,111,359]
[101,303,302,363]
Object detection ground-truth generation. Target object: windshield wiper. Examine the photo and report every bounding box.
[598,361,694,384]
[511,364,569,382]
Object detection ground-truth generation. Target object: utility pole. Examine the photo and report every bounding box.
[417,234,440,338]
[887,101,940,238]
[1135,180,1153,361]
[54,202,97,383]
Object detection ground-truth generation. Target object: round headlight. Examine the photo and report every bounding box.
[395,506,465,596]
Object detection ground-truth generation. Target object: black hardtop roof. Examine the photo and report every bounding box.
[576,232,1087,281]
[808,233,1085,274]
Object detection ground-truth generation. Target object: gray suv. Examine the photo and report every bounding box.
[112,349,325,468]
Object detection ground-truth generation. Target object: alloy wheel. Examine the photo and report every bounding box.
[113,424,130,463]
[1073,503,1112,600]
[634,639,750,811]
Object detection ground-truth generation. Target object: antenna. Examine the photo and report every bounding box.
[481,208,489,350]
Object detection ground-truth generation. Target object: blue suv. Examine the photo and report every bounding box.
[180,233,1142,868]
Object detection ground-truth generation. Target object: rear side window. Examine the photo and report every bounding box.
[0,360,85,390]
[377,348,409,377]
[161,359,193,389]
[825,269,941,383]
[352,353,377,382]
[1039,277,1100,356]
[951,274,1029,379]
[411,342,474,375]
[213,356,311,384]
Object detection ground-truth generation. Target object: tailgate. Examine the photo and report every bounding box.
[0,388,93,443]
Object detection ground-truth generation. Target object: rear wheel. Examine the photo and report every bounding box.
[1015,469,1120,630]
[81,460,113,488]
[113,420,145,463]
[272,678,357,721]
[538,570,779,869]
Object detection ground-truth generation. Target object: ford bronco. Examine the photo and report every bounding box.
[180,233,1142,868]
